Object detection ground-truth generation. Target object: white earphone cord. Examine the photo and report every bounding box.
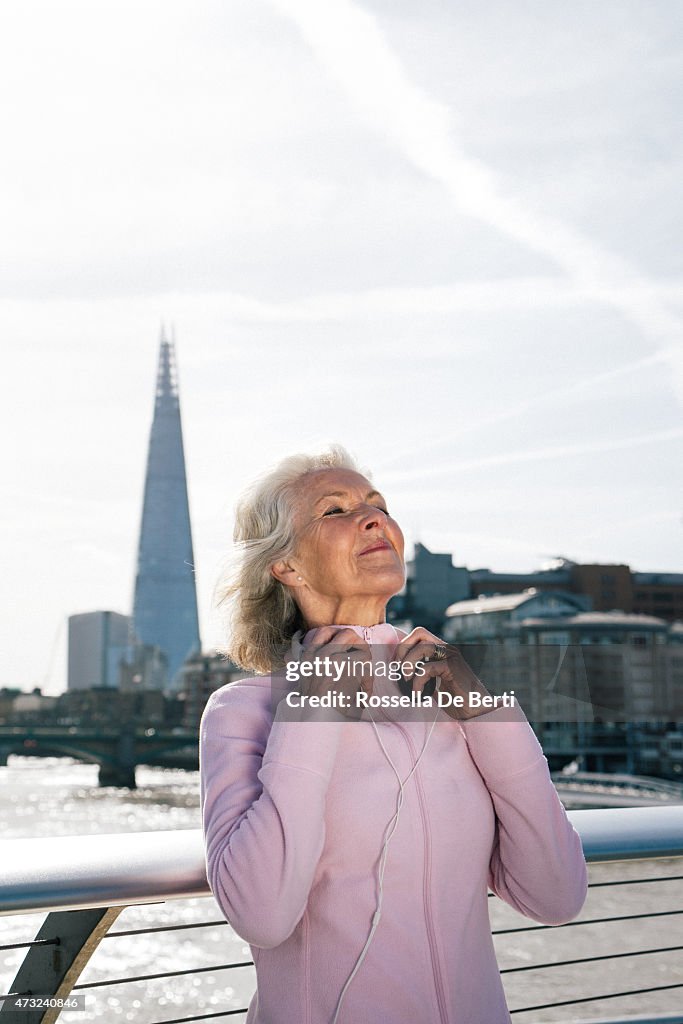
[330,702,441,1024]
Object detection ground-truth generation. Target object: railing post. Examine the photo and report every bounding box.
[1,906,125,1023]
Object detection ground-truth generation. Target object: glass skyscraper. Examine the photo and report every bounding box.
[132,330,200,689]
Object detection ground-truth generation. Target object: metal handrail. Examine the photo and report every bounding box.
[1,808,682,1023]
[1,806,682,916]
[0,830,206,917]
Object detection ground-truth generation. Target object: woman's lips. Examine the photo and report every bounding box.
[358,541,392,556]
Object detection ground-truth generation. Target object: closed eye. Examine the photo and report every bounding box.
[322,505,389,517]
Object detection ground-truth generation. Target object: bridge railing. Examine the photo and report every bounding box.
[1,807,683,1023]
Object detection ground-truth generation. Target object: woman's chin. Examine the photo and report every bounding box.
[357,567,406,594]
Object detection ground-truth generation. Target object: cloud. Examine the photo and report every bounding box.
[268,0,683,396]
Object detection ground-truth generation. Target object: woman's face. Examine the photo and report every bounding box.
[289,467,405,606]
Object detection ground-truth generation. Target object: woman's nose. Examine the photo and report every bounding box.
[359,505,387,529]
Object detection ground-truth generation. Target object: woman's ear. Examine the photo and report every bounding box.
[271,560,304,588]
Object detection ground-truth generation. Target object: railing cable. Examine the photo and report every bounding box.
[493,906,683,934]
[501,943,683,974]
[73,961,254,990]
[106,920,229,938]
[151,1011,248,1023]
[509,981,683,1013]
[0,938,59,951]
[587,874,683,887]
[488,874,683,898]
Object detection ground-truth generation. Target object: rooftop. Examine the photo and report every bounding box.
[445,588,582,617]
[519,611,670,630]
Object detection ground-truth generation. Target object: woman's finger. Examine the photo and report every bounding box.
[310,630,371,665]
[398,639,447,683]
[394,627,443,665]
[399,641,432,682]
[298,630,373,699]
[410,656,450,695]
[301,624,347,655]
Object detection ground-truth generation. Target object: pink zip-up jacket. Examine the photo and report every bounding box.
[199,623,588,1023]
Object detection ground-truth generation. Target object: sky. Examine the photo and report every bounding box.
[1,0,681,694]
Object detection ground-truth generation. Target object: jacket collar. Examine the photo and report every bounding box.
[302,622,401,646]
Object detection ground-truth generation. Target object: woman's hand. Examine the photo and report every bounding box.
[288,625,373,720]
[394,627,495,720]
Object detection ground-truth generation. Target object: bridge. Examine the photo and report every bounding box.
[4,725,683,804]
[0,726,199,788]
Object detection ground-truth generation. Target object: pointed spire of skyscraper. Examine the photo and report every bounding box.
[155,326,179,411]
[132,330,200,689]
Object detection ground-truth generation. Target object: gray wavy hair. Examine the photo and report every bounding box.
[215,444,367,674]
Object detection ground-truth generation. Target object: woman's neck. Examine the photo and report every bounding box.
[300,597,388,630]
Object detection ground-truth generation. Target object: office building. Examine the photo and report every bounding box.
[67,610,131,691]
[131,330,201,690]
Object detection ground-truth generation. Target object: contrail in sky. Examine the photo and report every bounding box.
[377,343,682,469]
[268,0,682,393]
[382,426,683,486]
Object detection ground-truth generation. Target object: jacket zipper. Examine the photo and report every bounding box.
[397,725,449,1024]
[364,625,449,1024]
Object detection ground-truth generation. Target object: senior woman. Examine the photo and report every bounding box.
[199,445,587,1024]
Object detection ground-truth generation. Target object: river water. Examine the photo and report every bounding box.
[1,756,682,1023]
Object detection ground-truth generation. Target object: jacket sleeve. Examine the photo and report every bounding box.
[459,700,588,926]
[199,680,345,949]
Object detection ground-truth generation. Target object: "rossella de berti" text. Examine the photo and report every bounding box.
[285,690,516,710]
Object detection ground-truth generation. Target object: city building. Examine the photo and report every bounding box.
[0,688,22,725]
[177,652,248,731]
[8,688,58,724]
[469,559,575,599]
[119,643,168,692]
[390,543,683,632]
[67,610,131,691]
[632,572,683,622]
[131,330,201,690]
[56,687,166,728]
[442,589,588,642]
[388,542,469,631]
[471,559,683,623]
[443,590,683,776]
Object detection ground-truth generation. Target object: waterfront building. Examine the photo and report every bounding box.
[9,689,58,724]
[390,544,683,632]
[470,559,683,623]
[67,610,131,691]
[441,588,588,642]
[118,642,168,692]
[177,652,248,731]
[55,686,166,728]
[469,558,575,599]
[388,542,469,631]
[443,591,683,776]
[131,331,201,691]
[0,687,22,725]
[408,542,469,627]
[631,571,683,622]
